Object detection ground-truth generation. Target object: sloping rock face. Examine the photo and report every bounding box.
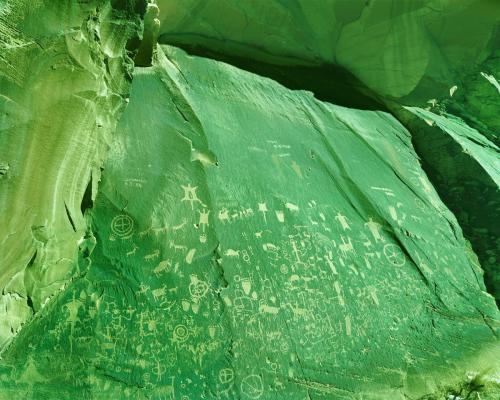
[403,108,500,301]
[156,0,500,300]
[1,45,498,399]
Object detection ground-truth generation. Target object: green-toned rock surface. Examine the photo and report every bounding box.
[0,0,142,349]
[156,0,500,300]
[401,107,500,312]
[1,1,499,399]
[2,44,498,399]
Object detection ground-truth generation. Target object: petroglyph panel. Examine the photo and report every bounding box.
[1,43,498,400]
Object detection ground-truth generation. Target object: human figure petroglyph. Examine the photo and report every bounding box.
[324,251,338,274]
[137,283,150,295]
[181,184,205,209]
[258,202,268,223]
[365,218,384,243]
[64,293,83,352]
[335,212,350,231]
[339,236,355,258]
[198,208,210,231]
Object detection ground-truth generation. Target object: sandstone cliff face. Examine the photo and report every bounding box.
[0,1,498,399]
[0,0,141,349]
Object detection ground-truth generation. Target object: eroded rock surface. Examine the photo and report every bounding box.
[0,0,141,350]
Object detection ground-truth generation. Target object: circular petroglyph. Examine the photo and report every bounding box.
[173,324,189,342]
[189,280,209,299]
[219,368,234,384]
[241,374,263,399]
[383,244,406,267]
[111,214,134,237]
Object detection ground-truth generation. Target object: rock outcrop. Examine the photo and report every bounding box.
[0,1,498,399]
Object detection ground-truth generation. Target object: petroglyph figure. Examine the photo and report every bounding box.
[285,202,299,212]
[225,249,240,258]
[126,244,139,257]
[339,236,355,258]
[144,249,160,261]
[169,240,187,252]
[181,184,203,209]
[189,275,209,300]
[365,218,384,242]
[218,208,230,223]
[258,202,268,222]
[198,208,210,231]
[335,212,350,231]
